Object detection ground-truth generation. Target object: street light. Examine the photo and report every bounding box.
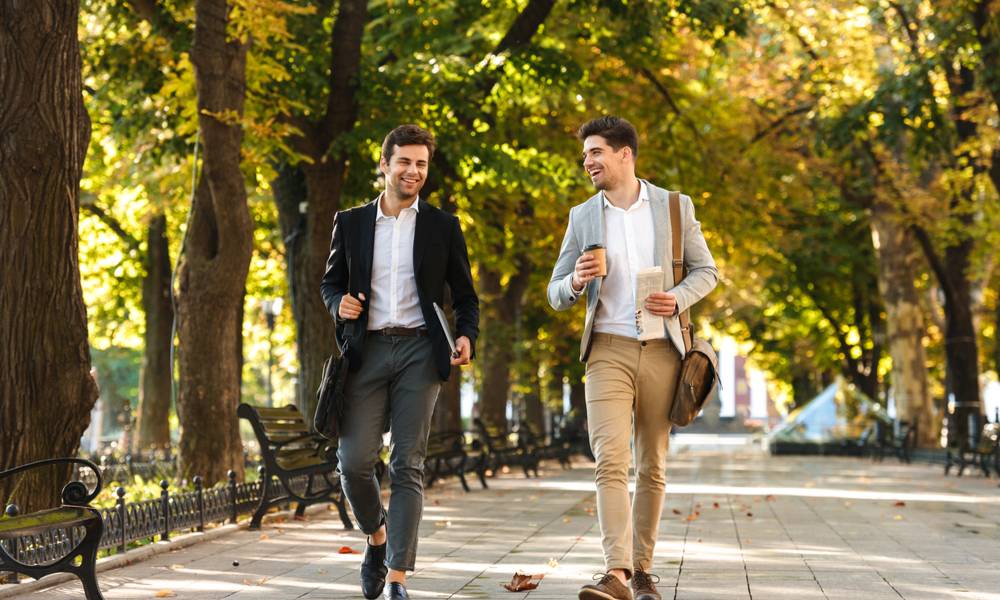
[261,298,284,407]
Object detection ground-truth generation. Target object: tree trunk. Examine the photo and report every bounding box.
[0,0,99,513]
[569,374,586,414]
[277,0,368,420]
[870,205,935,445]
[134,214,174,454]
[943,240,982,441]
[523,369,544,434]
[174,0,252,484]
[477,267,529,427]
[433,371,463,433]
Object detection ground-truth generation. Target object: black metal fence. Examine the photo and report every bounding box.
[1,468,316,583]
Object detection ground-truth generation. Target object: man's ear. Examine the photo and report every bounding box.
[379,156,389,176]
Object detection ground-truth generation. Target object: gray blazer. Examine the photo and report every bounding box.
[547,180,719,361]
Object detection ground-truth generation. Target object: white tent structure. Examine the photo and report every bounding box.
[766,377,881,448]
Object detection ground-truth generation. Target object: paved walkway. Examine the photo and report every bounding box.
[10,438,1000,599]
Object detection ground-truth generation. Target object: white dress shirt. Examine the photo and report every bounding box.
[593,181,662,339]
[367,195,425,330]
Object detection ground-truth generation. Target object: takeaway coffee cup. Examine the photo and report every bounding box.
[584,243,607,277]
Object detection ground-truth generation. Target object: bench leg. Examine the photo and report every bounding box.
[294,502,308,520]
[76,520,106,600]
[457,468,471,493]
[476,460,489,489]
[250,474,272,530]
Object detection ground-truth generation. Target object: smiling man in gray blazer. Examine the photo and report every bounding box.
[548,116,718,600]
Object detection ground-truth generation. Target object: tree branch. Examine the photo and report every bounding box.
[320,0,368,149]
[909,223,954,302]
[749,104,814,146]
[636,66,702,140]
[81,203,142,254]
[124,0,183,39]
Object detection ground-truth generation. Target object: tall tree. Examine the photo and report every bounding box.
[0,0,99,512]
[136,214,174,453]
[273,0,368,421]
[174,0,253,483]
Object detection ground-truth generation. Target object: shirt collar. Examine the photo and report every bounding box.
[602,180,648,211]
[376,194,420,220]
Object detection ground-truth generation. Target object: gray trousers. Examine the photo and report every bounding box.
[337,334,441,572]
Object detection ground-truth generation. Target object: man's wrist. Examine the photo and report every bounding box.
[570,276,584,294]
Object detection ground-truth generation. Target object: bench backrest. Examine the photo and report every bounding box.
[238,404,326,472]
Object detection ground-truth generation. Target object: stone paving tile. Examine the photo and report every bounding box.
[7,442,1000,599]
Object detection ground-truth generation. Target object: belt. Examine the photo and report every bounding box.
[368,327,428,337]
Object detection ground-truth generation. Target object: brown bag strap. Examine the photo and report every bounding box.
[669,191,693,352]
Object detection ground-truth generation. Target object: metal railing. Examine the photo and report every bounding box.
[1,469,315,583]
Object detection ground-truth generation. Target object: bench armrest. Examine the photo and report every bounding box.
[0,458,103,506]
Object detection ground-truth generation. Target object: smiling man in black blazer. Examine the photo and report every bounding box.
[320,124,479,600]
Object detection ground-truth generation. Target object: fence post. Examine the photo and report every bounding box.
[3,504,19,584]
[194,476,205,533]
[228,470,237,524]
[160,480,171,542]
[116,487,127,554]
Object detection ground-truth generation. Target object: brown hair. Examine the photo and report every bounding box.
[577,116,638,157]
[381,124,436,162]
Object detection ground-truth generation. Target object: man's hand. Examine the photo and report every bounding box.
[338,292,366,320]
[572,253,600,292]
[451,336,472,366]
[644,292,677,317]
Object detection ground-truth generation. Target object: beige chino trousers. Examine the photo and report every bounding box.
[585,332,681,575]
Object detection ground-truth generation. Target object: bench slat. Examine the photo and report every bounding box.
[0,507,96,539]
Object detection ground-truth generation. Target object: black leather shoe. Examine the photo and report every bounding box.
[383,582,409,599]
[360,540,387,599]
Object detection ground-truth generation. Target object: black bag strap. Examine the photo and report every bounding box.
[669,191,692,353]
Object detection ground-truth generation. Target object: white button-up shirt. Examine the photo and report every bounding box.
[367,195,425,330]
[593,181,662,339]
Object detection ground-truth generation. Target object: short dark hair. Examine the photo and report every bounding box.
[381,124,436,162]
[577,116,638,157]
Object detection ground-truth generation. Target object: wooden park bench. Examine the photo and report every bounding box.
[423,431,488,492]
[237,403,352,530]
[0,458,105,599]
[474,418,540,478]
[945,413,999,477]
[873,419,918,464]
[516,422,573,469]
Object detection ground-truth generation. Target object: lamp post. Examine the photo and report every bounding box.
[261,298,283,407]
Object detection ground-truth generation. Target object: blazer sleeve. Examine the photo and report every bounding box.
[320,210,350,324]
[547,206,583,311]
[669,194,719,315]
[446,215,480,356]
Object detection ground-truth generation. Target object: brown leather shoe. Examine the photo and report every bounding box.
[579,572,633,600]
[631,570,661,600]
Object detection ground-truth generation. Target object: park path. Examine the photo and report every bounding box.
[9,436,1000,599]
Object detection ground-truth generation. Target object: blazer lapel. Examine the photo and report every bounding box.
[413,199,430,273]
[647,182,674,288]
[358,198,378,295]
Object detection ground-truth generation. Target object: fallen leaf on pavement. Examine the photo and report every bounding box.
[894,501,906,507]
[502,572,544,592]
[154,591,176,598]
[712,502,720,509]
[259,534,269,541]
[338,546,360,554]
[168,564,184,570]
[672,509,682,515]
[547,558,559,569]
[765,495,776,501]
[746,512,754,517]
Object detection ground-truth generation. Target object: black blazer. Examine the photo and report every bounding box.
[319,198,480,381]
